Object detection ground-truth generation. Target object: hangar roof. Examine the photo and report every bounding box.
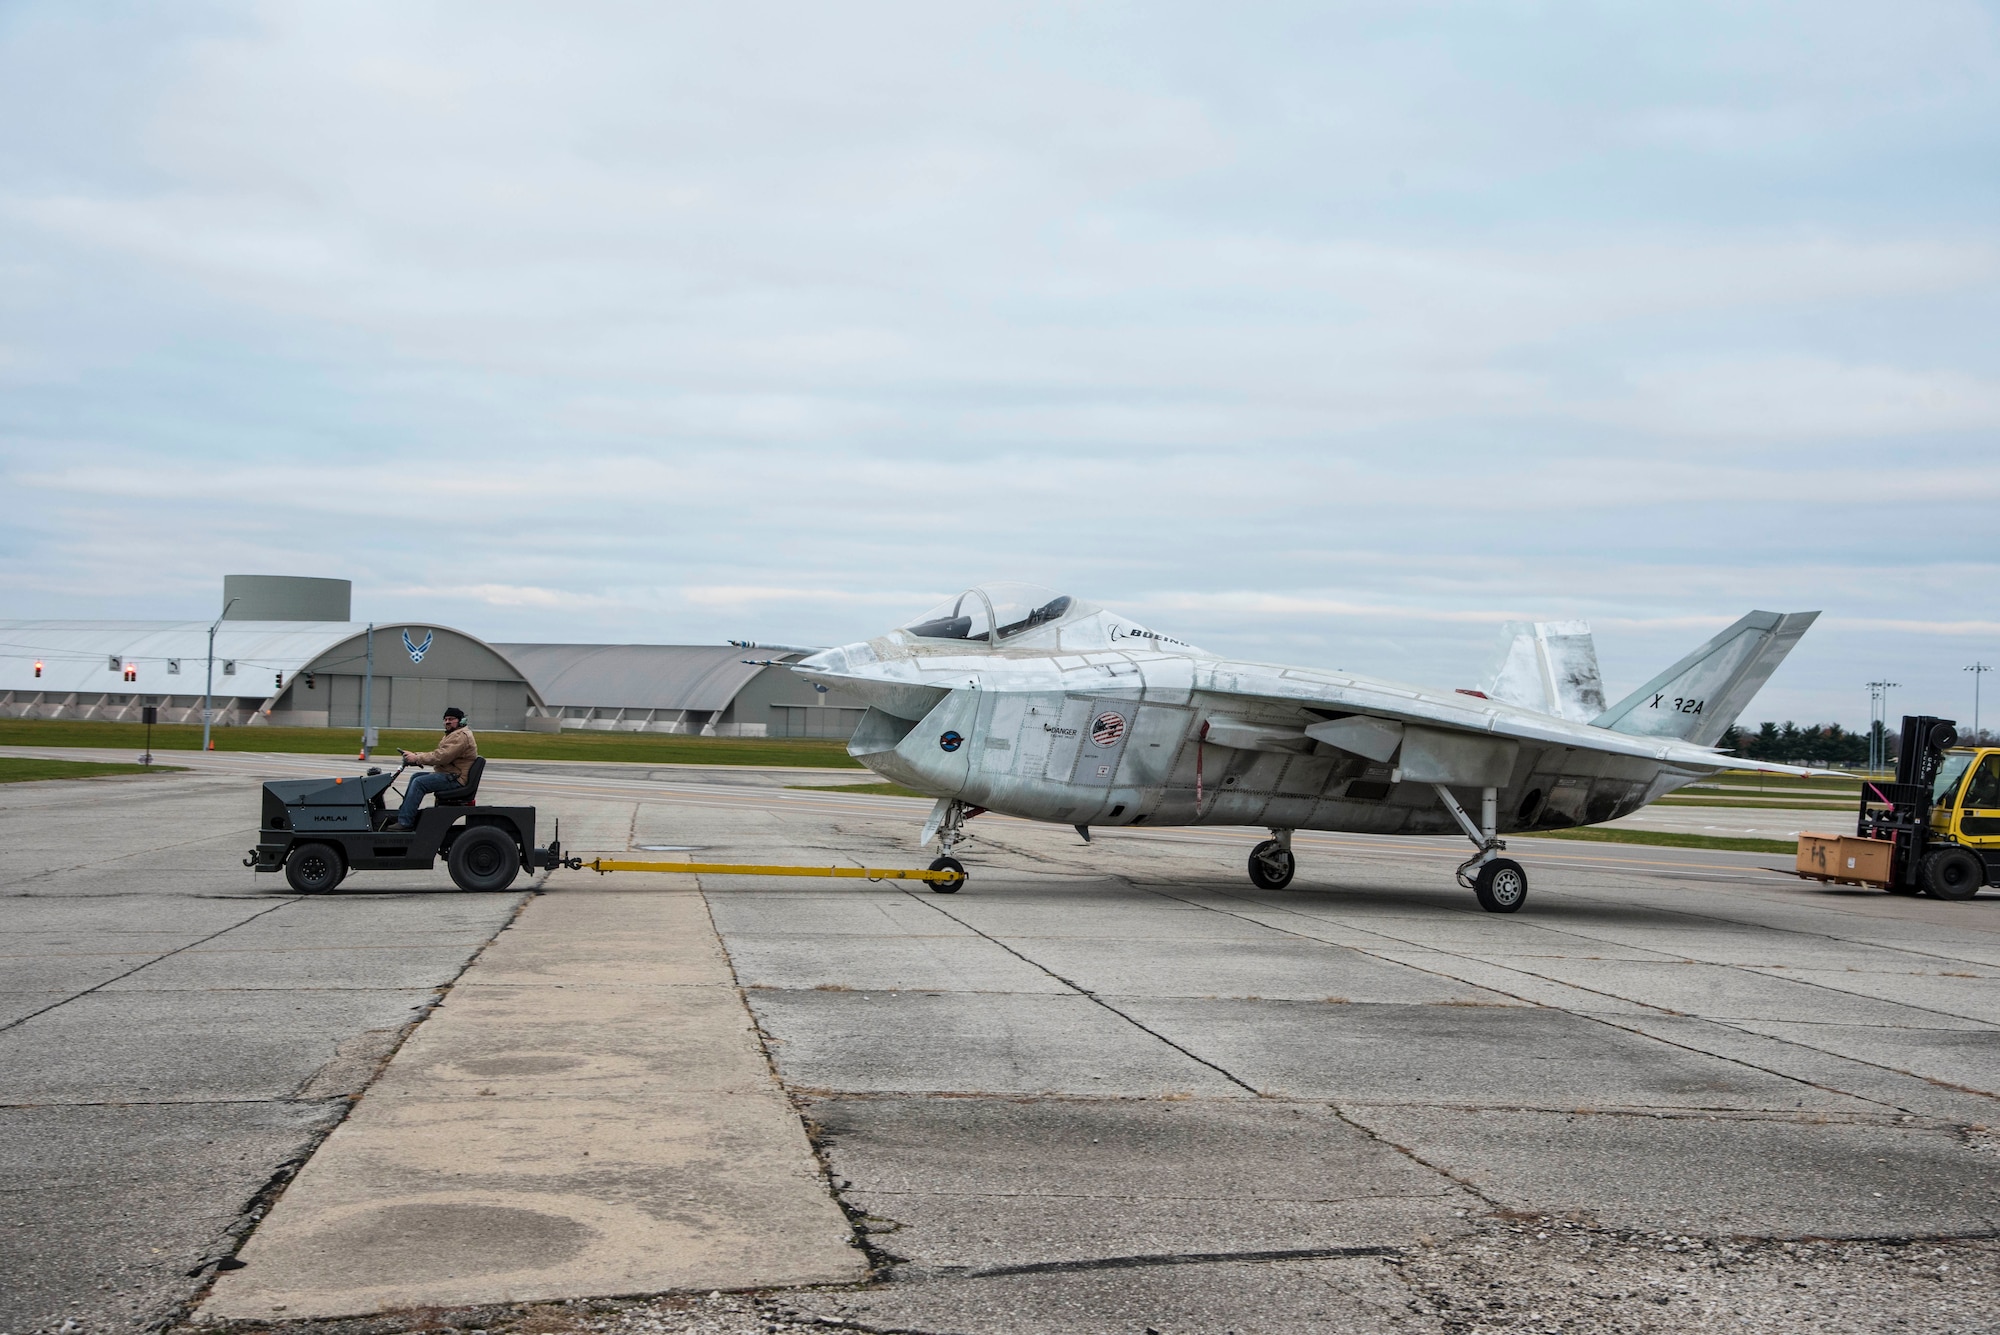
[495,643,784,713]
[0,620,528,696]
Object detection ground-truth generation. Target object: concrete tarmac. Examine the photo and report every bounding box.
[2,749,1998,1334]
[0,764,527,1335]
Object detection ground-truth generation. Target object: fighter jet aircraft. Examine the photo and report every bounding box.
[788,582,1820,912]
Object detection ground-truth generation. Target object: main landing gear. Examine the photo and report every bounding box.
[1434,784,1528,913]
[1248,831,1296,890]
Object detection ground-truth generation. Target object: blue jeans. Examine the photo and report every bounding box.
[397,771,460,827]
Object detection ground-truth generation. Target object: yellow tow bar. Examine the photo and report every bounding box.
[585,858,965,888]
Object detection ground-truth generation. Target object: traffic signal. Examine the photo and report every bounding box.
[305,672,316,690]
[33,660,42,677]
[275,671,284,689]
[123,664,137,682]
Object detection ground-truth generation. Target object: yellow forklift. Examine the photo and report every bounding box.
[1797,715,2000,900]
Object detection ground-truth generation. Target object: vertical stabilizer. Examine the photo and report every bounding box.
[1593,610,1819,746]
[1484,620,1607,723]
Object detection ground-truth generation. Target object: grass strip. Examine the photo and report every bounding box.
[0,757,186,783]
[788,780,933,799]
[0,719,863,769]
[1655,798,1853,812]
[1524,826,1798,854]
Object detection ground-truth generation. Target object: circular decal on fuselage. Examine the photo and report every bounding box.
[1090,712,1127,747]
[939,730,963,752]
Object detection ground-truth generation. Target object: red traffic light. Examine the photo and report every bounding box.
[33,660,42,677]
[123,665,137,682]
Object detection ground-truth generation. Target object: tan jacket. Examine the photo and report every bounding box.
[410,726,477,783]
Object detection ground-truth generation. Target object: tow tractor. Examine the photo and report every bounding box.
[1796,715,2000,900]
[242,757,969,894]
[243,757,576,893]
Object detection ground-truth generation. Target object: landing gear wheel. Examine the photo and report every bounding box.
[285,841,345,894]
[928,855,965,894]
[1248,839,1296,890]
[1473,858,1528,913]
[448,826,521,892]
[1920,848,1985,901]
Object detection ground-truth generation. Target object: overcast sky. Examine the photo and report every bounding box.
[2,2,1996,730]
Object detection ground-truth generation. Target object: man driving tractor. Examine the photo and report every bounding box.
[391,706,478,830]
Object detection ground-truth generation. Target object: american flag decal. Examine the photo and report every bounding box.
[1090,712,1126,746]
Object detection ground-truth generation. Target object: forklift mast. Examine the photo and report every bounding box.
[1860,714,1959,889]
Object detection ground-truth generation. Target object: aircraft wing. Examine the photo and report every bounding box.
[1190,660,1839,779]
[1189,607,1836,778]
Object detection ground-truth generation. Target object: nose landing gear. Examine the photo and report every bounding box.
[921,799,981,893]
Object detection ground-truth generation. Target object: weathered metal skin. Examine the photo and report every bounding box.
[793,585,1814,844]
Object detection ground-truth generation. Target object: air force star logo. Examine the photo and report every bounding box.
[402,629,433,664]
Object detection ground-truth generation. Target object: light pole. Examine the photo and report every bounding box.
[1866,680,1899,774]
[359,623,377,761]
[1970,662,1993,742]
[201,597,239,753]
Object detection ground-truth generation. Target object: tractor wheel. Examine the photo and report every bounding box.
[285,842,345,894]
[448,826,520,893]
[1920,848,1985,901]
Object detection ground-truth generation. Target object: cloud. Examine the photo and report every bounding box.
[0,2,1995,727]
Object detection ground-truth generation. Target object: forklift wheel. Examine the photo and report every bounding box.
[285,842,345,894]
[449,826,520,893]
[1920,848,1985,901]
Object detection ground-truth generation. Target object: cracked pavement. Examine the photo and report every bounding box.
[3,751,1998,1333]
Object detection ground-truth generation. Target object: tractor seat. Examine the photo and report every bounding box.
[431,756,486,807]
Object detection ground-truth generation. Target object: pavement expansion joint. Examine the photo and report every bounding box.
[904,1243,1407,1282]
[898,887,1263,1096]
[0,895,300,1036]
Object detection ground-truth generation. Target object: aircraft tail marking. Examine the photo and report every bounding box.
[1592,610,1819,747]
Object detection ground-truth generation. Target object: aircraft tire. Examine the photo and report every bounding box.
[1247,840,1296,890]
[1473,858,1528,913]
[928,855,966,893]
[1919,848,1984,901]
[285,841,345,894]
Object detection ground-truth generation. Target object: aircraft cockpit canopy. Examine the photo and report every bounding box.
[902,583,1079,646]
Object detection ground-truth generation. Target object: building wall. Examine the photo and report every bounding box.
[267,627,534,730]
[0,691,264,725]
[302,674,529,730]
[725,663,872,739]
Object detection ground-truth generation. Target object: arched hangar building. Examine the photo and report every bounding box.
[502,643,869,738]
[0,620,540,730]
[0,573,865,738]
